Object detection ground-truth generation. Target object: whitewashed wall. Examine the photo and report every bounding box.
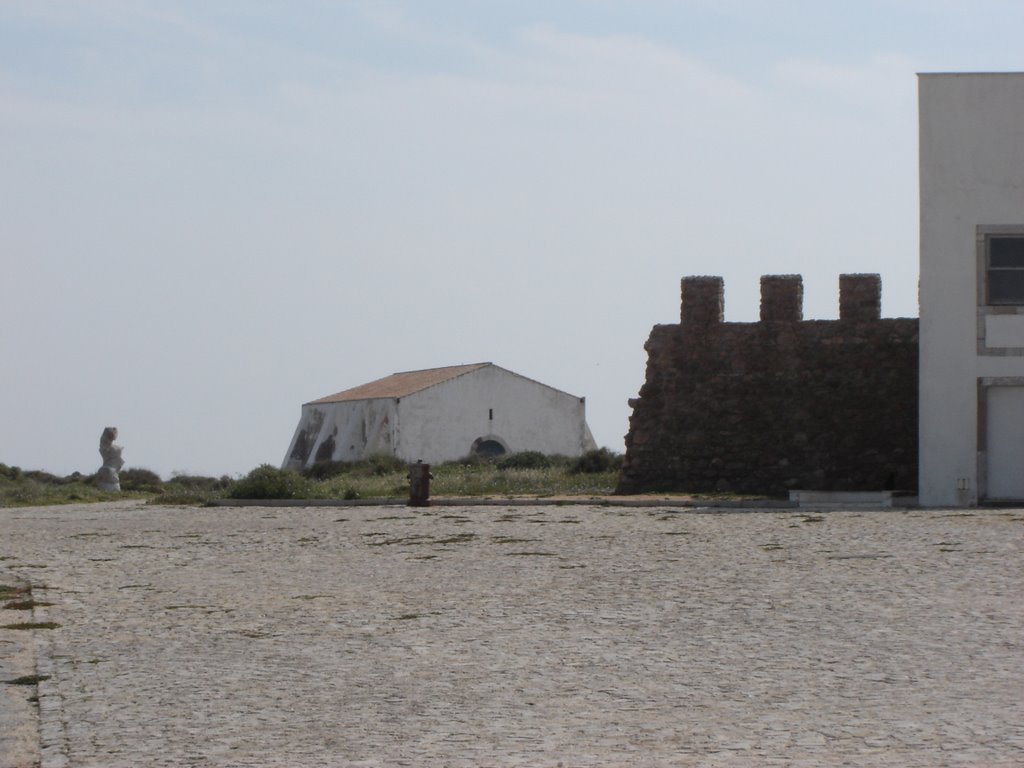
[282,365,596,470]
[395,365,595,463]
[919,73,1024,505]
[281,399,397,471]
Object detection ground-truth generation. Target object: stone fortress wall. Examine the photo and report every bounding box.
[617,274,919,495]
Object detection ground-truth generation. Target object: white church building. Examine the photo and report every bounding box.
[919,73,1024,505]
[283,363,596,470]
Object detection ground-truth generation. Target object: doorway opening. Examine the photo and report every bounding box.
[471,436,507,457]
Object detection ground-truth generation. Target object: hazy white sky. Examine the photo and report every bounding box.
[2,1,1021,478]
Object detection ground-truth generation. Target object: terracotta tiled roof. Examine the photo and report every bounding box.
[308,363,492,404]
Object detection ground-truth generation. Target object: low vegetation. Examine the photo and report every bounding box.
[0,463,230,508]
[290,450,622,500]
[0,463,144,507]
[227,464,315,500]
[0,450,623,507]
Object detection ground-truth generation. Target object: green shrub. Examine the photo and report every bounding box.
[165,474,232,491]
[497,451,552,470]
[23,469,63,484]
[304,455,407,479]
[227,465,313,499]
[0,464,23,480]
[447,452,494,468]
[120,468,164,492]
[149,473,231,505]
[303,461,350,480]
[569,448,623,475]
[363,454,408,476]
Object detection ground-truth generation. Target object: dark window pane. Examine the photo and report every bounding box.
[990,237,1024,268]
[989,269,1024,303]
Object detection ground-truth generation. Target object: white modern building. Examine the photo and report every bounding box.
[919,72,1024,506]
[282,362,596,470]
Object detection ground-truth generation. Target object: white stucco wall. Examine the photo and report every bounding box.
[282,364,596,469]
[919,73,1024,505]
[281,399,397,471]
[395,365,596,463]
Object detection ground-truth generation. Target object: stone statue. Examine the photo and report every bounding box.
[97,427,124,492]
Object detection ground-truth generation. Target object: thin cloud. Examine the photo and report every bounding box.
[0,0,224,43]
[774,53,921,108]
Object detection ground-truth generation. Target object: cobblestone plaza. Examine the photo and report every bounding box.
[1,501,1021,766]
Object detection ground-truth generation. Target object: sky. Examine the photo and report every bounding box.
[2,0,1022,479]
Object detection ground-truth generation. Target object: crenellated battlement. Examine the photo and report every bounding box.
[620,271,918,496]
[679,273,884,326]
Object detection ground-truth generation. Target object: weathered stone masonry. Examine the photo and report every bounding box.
[617,274,919,495]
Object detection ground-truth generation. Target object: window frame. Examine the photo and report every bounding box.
[976,225,1024,356]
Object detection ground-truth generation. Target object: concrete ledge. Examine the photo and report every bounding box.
[209,497,797,510]
[789,490,898,508]
[210,498,407,508]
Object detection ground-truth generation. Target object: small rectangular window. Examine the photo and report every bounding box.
[988,236,1024,304]
[489,408,493,420]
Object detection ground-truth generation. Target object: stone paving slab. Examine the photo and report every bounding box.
[0,501,1022,766]
[0,575,41,768]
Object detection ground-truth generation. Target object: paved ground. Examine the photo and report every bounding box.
[1,500,1022,767]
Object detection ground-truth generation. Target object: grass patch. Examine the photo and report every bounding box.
[1,621,60,630]
[432,533,476,545]
[227,465,313,500]
[3,599,52,610]
[3,674,50,686]
[312,456,620,499]
[0,479,144,507]
[367,533,476,547]
[505,551,558,557]
[0,585,29,601]
[490,536,540,544]
[1,451,624,506]
[366,535,432,547]
[0,463,230,507]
